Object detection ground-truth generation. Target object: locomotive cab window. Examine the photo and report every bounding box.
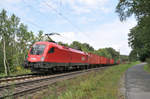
[30,44,46,55]
[48,47,55,53]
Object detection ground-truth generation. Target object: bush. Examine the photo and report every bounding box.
[11,66,31,75]
[146,58,150,65]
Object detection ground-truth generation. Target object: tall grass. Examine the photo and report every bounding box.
[144,58,150,73]
[57,62,138,99]
[0,66,31,77]
[146,58,150,64]
[0,73,6,77]
[10,66,31,76]
[30,62,139,99]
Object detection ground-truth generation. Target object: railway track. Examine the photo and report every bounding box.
[0,67,106,99]
[0,74,38,84]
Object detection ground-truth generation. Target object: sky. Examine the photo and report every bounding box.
[0,0,137,55]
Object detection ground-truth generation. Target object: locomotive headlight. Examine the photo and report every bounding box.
[41,56,45,61]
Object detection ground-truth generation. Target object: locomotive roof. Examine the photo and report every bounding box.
[35,41,56,45]
[34,41,86,55]
[68,48,86,54]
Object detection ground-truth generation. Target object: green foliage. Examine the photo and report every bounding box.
[70,41,94,53]
[33,62,139,99]
[36,30,44,41]
[116,0,150,61]
[128,18,150,61]
[0,46,4,73]
[129,50,138,61]
[58,41,69,47]
[58,62,138,99]
[96,48,111,58]
[96,48,120,61]
[10,66,31,76]
[144,64,150,73]
[146,58,150,65]
[120,55,128,62]
[0,9,36,74]
[81,43,94,52]
[70,41,82,51]
[69,42,120,62]
[116,0,150,21]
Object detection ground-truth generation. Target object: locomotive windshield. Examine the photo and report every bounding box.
[30,44,46,55]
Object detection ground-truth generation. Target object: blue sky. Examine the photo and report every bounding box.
[0,0,137,55]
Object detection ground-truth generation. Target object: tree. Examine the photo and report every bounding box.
[36,30,44,41]
[116,0,150,21]
[0,9,36,74]
[58,41,69,47]
[129,50,138,61]
[128,17,150,61]
[120,55,129,62]
[96,48,111,58]
[96,47,119,61]
[0,46,4,73]
[17,24,36,64]
[116,0,150,61]
[0,9,10,75]
[81,43,94,52]
[70,41,82,51]
[8,14,20,72]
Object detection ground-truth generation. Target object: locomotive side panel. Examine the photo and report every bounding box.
[45,46,71,63]
[69,48,88,66]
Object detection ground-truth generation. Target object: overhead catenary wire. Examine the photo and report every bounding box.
[22,0,77,39]
[25,20,44,29]
[46,1,82,33]
[22,0,94,44]
[22,0,51,31]
[43,1,94,41]
[22,0,86,34]
[43,2,82,32]
[22,0,74,43]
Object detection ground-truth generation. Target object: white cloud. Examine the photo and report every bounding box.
[2,0,21,4]
[88,18,137,55]
[51,18,137,55]
[67,0,110,14]
[71,5,91,14]
[63,0,108,7]
[50,32,75,44]
[38,0,110,14]
[77,16,97,24]
[39,1,58,13]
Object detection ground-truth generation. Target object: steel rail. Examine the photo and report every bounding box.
[0,73,36,79]
[0,67,106,99]
[0,73,43,84]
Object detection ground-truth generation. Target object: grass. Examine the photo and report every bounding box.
[0,66,31,77]
[144,58,150,73]
[10,66,31,76]
[0,73,7,77]
[144,64,150,73]
[28,62,139,99]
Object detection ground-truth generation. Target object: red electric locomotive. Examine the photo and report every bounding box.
[24,40,117,72]
[24,41,89,72]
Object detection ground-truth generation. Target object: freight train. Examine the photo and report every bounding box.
[24,41,119,72]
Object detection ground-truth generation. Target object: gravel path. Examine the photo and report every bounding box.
[125,63,150,99]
